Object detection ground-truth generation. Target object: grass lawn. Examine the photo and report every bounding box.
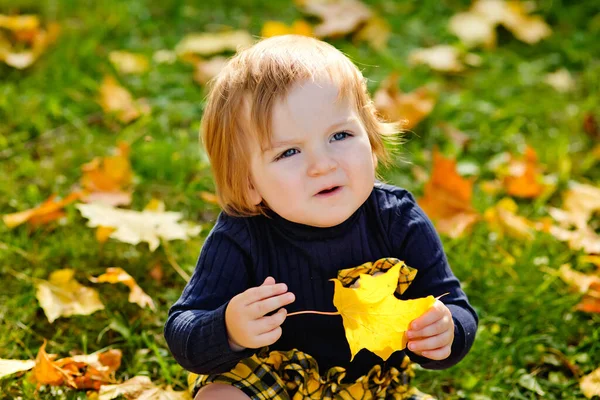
[1,0,599,398]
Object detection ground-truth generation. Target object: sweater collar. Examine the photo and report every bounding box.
[265,195,368,241]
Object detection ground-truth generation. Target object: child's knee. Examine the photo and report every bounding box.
[194,383,251,400]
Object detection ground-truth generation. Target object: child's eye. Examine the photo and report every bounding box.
[275,148,299,161]
[331,131,352,142]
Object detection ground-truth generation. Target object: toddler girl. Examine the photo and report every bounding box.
[164,34,478,400]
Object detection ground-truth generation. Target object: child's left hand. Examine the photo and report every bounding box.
[406,300,454,360]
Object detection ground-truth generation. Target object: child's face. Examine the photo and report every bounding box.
[248,79,376,227]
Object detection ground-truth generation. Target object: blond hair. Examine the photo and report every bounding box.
[201,34,399,217]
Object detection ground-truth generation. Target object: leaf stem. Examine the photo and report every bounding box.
[287,310,340,317]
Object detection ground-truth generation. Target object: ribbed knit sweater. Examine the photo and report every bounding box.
[164,182,478,382]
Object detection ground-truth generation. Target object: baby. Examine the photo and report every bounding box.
[165,34,478,400]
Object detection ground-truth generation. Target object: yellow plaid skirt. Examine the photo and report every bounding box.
[189,348,435,399]
[190,258,433,399]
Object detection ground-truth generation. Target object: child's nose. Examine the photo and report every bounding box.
[307,150,338,177]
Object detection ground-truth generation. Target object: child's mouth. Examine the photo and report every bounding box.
[317,186,341,196]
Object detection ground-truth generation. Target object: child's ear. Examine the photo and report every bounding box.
[248,180,263,205]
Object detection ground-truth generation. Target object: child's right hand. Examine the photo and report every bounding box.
[225,277,295,351]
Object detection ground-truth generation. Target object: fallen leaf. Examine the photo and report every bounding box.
[261,20,313,38]
[332,262,435,361]
[76,200,201,252]
[175,30,254,57]
[0,359,35,378]
[353,16,390,51]
[199,191,219,205]
[503,146,545,198]
[30,340,121,390]
[80,141,133,206]
[448,11,496,49]
[583,114,599,140]
[558,264,600,294]
[449,0,551,48]
[99,375,191,400]
[35,269,105,323]
[300,0,372,38]
[90,267,156,310]
[409,45,465,72]
[549,225,600,255]
[484,198,535,240]
[99,76,150,124]
[373,73,436,130]
[580,366,600,398]
[2,191,82,228]
[109,51,149,74]
[544,68,575,93]
[193,56,228,85]
[418,149,479,238]
[0,15,60,69]
[438,122,471,150]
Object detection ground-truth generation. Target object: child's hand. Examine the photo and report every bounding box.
[225,277,295,351]
[406,300,454,360]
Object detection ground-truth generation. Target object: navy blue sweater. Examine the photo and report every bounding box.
[164,182,478,382]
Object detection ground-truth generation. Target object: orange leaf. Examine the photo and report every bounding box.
[30,341,121,390]
[373,73,436,130]
[80,142,133,206]
[90,267,156,310]
[261,20,313,38]
[504,146,545,198]
[3,191,82,228]
[98,76,150,124]
[417,149,478,238]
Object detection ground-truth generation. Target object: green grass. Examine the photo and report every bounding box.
[1,0,599,398]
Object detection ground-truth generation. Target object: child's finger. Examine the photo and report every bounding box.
[243,282,289,305]
[409,301,444,330]
[420,346,452,361]
[250,291,295,317]
[407,317,448,340]
[261,276,276,286]
[255,307,287,333]
[407,329,453,353]
[254,326,283,347]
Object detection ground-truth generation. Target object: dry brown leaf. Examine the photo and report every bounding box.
[503,146,545,198]
[76,200,201,252]
[484,198,535,240]
[417,149,479,238]
[409,45,465,72]
[109,51,149,74]
[175,30,254,57]
[35,269,105,323]
[99,375,191,400]
[583,114,599,140]
[3,191,82,228]
[90,267,156,310]
[353,16,390,51]
[81,141,133,206]
[300,0,372,38]
[449,11,496,49]
[30,340,121,390]
[0,359,36,378]
[99,76,150,124]
[0,14,60,69]
[261,20,313,38]
[193,56,229,85]
[373,73,436,130]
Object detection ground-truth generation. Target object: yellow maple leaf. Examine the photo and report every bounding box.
[331,263,435,361]
[90,267,156,310]
[35,269,105,323]
[108,51,149,74]
[0,359,36,379]
[261,20,313,38]
[580,366,600,398]
[299,0,372,39]
[175,30,254,57]
[98,76,150,124]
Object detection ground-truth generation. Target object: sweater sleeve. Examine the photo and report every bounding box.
[164,215,256,374]
[387,190,478,370]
